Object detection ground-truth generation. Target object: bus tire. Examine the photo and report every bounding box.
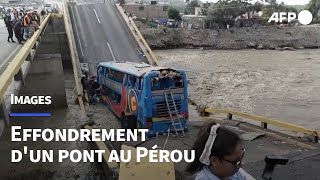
[127,116,137,130]
[121,115,137,130]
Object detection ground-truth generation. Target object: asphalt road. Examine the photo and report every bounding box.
[69,2,143,72]
[0,22,21,72]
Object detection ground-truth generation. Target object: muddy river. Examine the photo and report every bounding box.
[155,49,320,133]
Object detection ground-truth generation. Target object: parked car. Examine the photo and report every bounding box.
[26,5,33,11]
[44,3,53,13]
[31,3,38,9]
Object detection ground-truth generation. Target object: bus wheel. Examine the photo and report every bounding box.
[127,116,137,130]
[121,115,137,130]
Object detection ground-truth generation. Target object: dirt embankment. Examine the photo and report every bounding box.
[139,25,320,50]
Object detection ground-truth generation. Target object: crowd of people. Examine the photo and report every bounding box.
[81,68,101,105]
[3,8,46,44]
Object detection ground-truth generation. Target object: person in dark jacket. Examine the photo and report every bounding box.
[4,16,15,43]
[14,19,24,44]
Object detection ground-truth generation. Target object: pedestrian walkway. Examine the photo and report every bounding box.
[0,22,22,74]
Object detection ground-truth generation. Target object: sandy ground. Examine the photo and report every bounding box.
[155,49,320,133]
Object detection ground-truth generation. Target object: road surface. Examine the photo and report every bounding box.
[0,22,21,73]
[69,2,143,72]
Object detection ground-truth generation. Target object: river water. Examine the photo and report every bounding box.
[155,49,320,133]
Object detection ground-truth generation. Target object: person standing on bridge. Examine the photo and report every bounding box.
[29,12,39,37]
[23,13,31,39]
[40,10,46,24]
[14,19,24,44]
[4,15,15,43]
[186,122,254,180]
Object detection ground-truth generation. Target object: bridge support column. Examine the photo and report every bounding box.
[14,68,25,85]
[0,99,10,126]
[38,35,42,42]
[33,41,39,50]
[227,113,233,120]
[26,53,32,61]
[261,122,268,129]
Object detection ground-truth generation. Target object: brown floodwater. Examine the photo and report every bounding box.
[155,49,320,134]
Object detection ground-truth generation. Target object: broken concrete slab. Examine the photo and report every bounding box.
[241,132,265,141]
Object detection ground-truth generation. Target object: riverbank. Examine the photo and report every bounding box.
[140,25,320,50]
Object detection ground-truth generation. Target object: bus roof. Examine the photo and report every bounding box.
[98,61,171,77]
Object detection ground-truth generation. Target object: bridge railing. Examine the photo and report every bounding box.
[0,14,51,126]
[62,1,85,111]
[202,107,319,143]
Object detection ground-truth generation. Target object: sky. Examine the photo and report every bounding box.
[199,0,310,5]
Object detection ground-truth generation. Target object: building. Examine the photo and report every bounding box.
[123,3,169,19]
[194,7,207,16]
[0,0,41,5]
[0,0,20,4]
[182,14,206,29]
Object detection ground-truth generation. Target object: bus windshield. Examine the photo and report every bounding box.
[151,69,183,91]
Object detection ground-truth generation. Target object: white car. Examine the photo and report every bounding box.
[5,7,13,13]
[26,6,33,11]
[31,3,38,9]
[44,3,53,13]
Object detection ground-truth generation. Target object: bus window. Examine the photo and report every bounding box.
[113,92,121,104]
[130,76,137,87]
[104,68,109,79]
[134,78,142,90]
[105,86,121,104]
[151,70,183,91]
[139,79,143,90]
[98,66,103,76]
[97,66,104,83]
[109,69,124,83]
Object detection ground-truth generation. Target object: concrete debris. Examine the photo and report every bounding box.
[257,44,264,49]
[282,47,295,51]
[247,42,258,48]
[241,132,265,141]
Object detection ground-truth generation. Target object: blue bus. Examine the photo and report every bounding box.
[96,61,188,135]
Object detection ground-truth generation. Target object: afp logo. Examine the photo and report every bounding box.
[268,10,313,25]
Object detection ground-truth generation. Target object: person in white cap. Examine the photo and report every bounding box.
[186,122,255,180]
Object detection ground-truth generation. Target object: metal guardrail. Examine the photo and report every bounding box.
[0,14,51,103]
[204,108,319,142]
